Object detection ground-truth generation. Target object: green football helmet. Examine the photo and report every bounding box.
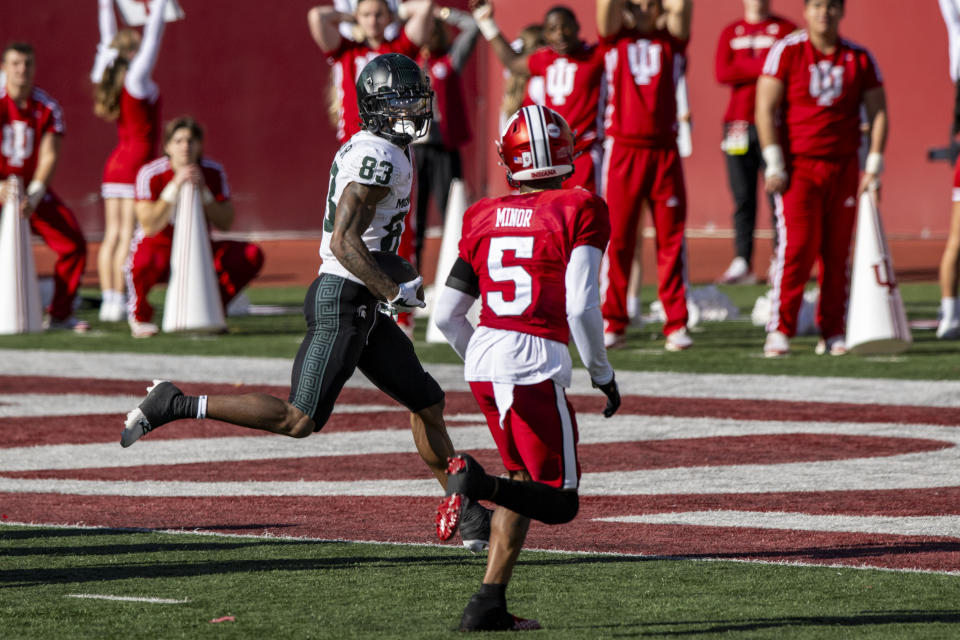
[356,53,434,147]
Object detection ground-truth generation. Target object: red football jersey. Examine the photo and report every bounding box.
[762,30,883,158]
[0,86,65,181]
[527,43,605,154]
[601,28,687,147]
[458,188,610,344]
[325,32,419,143]
[715,16,796,123]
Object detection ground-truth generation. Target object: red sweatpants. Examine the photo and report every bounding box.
[600,138,688,335]
[29,191,87,321]
[126,231,264,323]
[767,155,859,339]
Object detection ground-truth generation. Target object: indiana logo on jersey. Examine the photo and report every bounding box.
[627,40,662,86]
[809,61,844,106]
[1,122,34,168]
[545,59,577,106]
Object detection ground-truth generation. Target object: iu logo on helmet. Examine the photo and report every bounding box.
[545,59,577,106]
[808,61,844,106]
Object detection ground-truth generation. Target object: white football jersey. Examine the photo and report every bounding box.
[318,130,413,283]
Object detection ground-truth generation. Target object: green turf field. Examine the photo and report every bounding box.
[3,282,956,379]
[3,524,960,639]
[5,282,960,639]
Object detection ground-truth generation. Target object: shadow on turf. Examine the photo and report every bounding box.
[633,610,960,636]
[0,544,476,588]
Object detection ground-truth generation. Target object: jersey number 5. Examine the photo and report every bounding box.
[486,236,533,316]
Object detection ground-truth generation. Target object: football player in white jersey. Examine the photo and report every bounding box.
[120,53,492,552]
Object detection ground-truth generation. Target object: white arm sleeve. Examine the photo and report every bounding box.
[125,0,168,99]
[566,245,614,385]
[434,285,477,361]
[91,0,119,83]
[940,0,960,82]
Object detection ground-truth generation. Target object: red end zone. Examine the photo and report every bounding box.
[3,375,960,574]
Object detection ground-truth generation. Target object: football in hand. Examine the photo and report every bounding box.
[371,251,424,301]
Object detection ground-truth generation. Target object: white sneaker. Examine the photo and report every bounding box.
[815,335,847,355]
[130,320,159,338]
[717,257,757,285]
[938,317,960,339]
[763,331,790,357]
[604,331,627,349]
[665,327,693,351]
[99,299,126,323]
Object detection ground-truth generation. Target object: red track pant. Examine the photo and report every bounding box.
[767,154,859,339]
[30,191,86,321]
[126,232,264,323]
[600,138,688,336]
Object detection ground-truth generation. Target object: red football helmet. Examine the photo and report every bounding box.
[497,105,575,185]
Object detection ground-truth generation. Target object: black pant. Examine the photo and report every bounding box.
[288,274,444,428]
[723,123,778,267]
[413,143,462,270]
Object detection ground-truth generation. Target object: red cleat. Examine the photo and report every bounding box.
[435,493,463,541]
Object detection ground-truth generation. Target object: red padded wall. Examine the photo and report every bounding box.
[6,0,956,237]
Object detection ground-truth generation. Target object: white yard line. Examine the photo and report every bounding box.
[3,417,960,496]
[3,348,960,406]
[597,511,960,539]
[66,594,188,604]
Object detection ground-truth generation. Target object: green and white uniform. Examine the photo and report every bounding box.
[289,130,442,428]
[319,130,413,282]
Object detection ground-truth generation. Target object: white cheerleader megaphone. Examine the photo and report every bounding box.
[845,191,911,355]
[0,176,43,334]
[162,182,226,333]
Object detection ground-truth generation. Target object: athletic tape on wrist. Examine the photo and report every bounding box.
[762,145,786,181]
[865,152,884,175]
[477,17,500,41]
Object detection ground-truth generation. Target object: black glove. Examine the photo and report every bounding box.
[592,374,621,418]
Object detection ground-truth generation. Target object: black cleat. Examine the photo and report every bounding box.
[459,591,541,632]
[120,379,184,448]
[459,498,492,553]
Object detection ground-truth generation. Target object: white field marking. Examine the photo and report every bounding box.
[4,348,960,406]
[66,594,188,604]
[4,417,960,496]
[597,511,960,538]
[7,521,960,577]
[1,413,947,472]
[0,394,404,418]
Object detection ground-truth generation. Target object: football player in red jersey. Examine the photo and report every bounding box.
[308,0,436,144]
[91,0,172,323]
[715,0,796,285]
[470,0,605,193]
[433,105,621,632]
[0,42,88,332]
[596,0,693,352]
[757,0,887,357]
